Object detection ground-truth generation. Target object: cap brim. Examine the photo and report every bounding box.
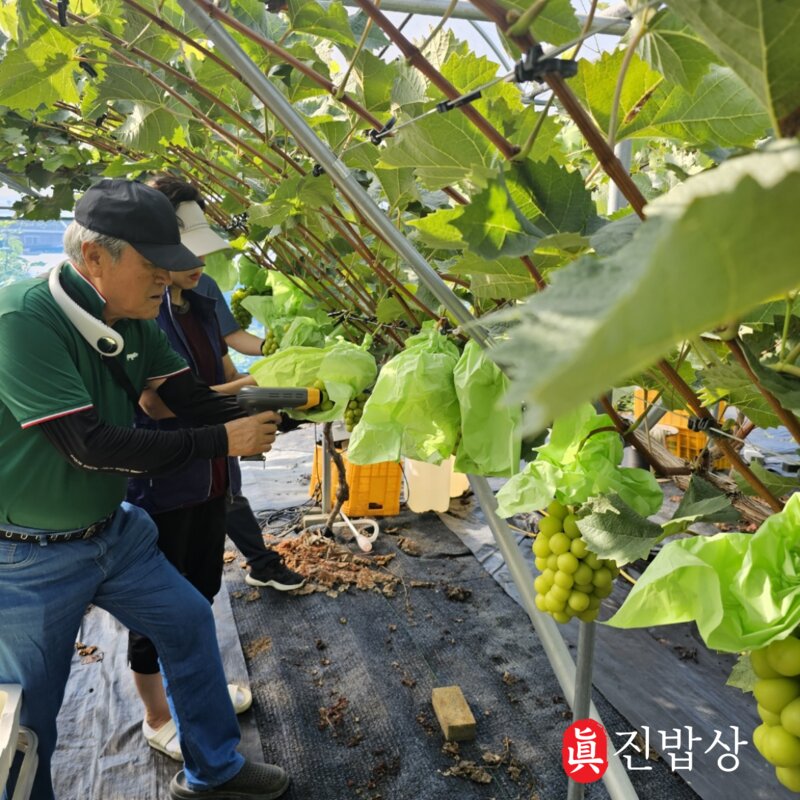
[131,241,203,271]
[182,227,230,258]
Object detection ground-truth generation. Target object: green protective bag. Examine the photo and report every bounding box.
[347,328,461,465]
[279,316,326,349]
[250,341,376,422]
[495,403,663,518]
[452,341,521,477]
[606,493,800,652]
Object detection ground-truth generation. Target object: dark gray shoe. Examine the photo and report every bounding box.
[169,760,289,799]
[245,562,305,591]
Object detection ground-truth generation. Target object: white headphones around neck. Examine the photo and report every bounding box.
[49,264,125,356]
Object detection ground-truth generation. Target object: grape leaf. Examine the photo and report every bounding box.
[506,159,597,235]
[287,0,355,48]
[732,462,800,499]
[489,142,800,434]
[448,254,538,301]
[496,0,580,46]
[698,362,779,430]
[726,654,758,693]
[639,9,716,92]
[407,208,465,250]
[618,65,771,148]
[577,494,664,565]
[663,475,739,536]
[666,0,800,133]
[377,112,495,190]
[452,179,544,259]
[0,26,85,110]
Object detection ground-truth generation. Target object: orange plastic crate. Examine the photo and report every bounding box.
[309,445,402,517]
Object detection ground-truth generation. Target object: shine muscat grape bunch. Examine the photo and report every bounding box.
[532,499,619,624]
[344,392,368,432]
[261,326,283,356]
[231,285,272,330]
[751,635,800,792]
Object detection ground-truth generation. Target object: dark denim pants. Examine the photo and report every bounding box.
[0,503,243,800]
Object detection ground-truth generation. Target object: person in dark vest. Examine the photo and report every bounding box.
[149,174,305,592]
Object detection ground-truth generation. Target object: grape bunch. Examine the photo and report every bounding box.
[231,287,253,330]
[261,327,282,356]
[751,636,800,792]
[532,499,619,624]
[344,392,368,432]
[312,379,335,412]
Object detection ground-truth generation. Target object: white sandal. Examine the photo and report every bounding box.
[228,682,253,714]
[142,684,250,761]
[143,718,183,761]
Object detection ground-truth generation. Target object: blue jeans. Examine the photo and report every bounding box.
[0,503,244,800]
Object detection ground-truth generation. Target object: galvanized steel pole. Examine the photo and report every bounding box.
[176,4,637,797]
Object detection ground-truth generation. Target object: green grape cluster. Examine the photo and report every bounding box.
[231,287,253,330]
[313,379,335,412]
[751,636,800,792]
[532,499,619,624]
[345,392,368,432]
[261,327,282,356]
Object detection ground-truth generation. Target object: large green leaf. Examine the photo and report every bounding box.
[698,362,780,429]
[573,50,664,135]
[354,51,395,115]
[639,9,715,91]
[666,0,800,133]
[490,142,800,434]
[0,0,93,112]
[663,475,739,536]
[732,462,800,499]
[448,254,538,301]
[506,159,597,235]
[287,0,355,47]
[406,208,464,250]
[618,65,771,147]
[496,0,580,46]
[377,112,495,190]
[451,178,544,259]
[578,494,664,565]
[574,51,769,148]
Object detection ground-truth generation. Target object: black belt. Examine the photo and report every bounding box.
[0,512,115,544]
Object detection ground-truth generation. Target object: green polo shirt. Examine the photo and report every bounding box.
[0,263,189,530]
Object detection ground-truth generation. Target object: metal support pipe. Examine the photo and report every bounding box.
[607,140,632,214]
[179,0,488,346]
[469,478,638,800]
[178,4,636,796]
[328,0,631,35]
[566,621,598,800]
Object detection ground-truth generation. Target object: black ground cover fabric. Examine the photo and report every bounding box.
[225,511,698,800]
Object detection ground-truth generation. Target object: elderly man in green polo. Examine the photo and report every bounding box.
[0,180,289,800]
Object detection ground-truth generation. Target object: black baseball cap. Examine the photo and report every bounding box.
[75,179,202,271]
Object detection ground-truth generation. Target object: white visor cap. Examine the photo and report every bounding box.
[175,200,229,257]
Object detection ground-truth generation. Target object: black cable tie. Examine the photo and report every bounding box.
[687,417,720,433]
[514,45,579,83]
[57,0,69,26]
[436,89,482,113]
[79,60,98,79]
[312,163,325,177]
[368,115,396,145]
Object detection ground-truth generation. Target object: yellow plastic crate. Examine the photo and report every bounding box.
[309,445,402,517]
[634,388,730,469]
[664,428,731,470]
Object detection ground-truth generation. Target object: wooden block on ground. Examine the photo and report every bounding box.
[431,685,476,741]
